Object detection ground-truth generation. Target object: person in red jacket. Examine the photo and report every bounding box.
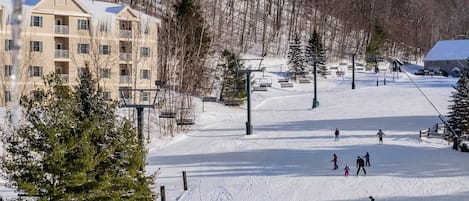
[331,153,339,170]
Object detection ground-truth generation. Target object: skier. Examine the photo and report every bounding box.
[331,153,339,170]
[356,156,366,176]
[344,164,350,176]
[364,152,371,167]
[377,129,385,144]
[334,128,340,141]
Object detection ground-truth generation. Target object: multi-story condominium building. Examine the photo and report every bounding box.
[0,0,159,106]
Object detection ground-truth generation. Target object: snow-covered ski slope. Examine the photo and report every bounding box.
[147,62,469,201]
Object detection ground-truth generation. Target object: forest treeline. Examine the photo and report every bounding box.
[101,0,468,61]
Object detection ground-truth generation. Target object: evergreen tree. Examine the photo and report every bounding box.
[366,24,388,67]
[1,69,154,200]
[448,71,469,136]
[305,30,327,77]
[287,33,305,80]
[219,50,246,103]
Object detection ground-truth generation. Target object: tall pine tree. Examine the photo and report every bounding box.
[448,71,469,136]
[287,33,305,80]
[305,30,327,77]
[1,69,154,200]
[219,50,246,104]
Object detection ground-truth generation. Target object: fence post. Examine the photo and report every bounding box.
[182,171,188,191]
[160,186,165,201]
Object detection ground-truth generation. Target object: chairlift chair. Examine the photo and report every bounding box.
[176,107,195,125]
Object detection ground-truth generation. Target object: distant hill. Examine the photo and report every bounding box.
[98,0,469,61]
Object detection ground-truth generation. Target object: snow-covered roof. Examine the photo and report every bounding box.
[79,0,127,16]
[423,40,469,61]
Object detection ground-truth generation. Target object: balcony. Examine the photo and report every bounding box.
[55,25,69,34]
[55,49,69,58]
[57,74,69,83]
[120,30,132,38]
[119,53,132,61]
[120,75,132,84]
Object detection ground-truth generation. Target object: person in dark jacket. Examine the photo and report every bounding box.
[331,153,339,170]
[377,129,385,144]
[356,156,366,176]
[334,128,340,141]
[364,152,371,167]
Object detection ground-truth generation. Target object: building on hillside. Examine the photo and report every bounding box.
[423,40,469,77]
[0,0,160,106]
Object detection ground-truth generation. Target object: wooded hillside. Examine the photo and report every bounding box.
[100,0,469,61]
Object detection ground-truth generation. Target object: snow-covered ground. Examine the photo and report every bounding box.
[1,60,467,201]
[146,62,469,201]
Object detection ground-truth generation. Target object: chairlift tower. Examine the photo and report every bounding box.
[238,58,264,135]
[306,57,323,109]
[119,88,159,145]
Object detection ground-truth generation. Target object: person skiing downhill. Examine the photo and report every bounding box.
[377,129,385,144]
[334,128,340,141]
[344,164,350,176]
[331,153,339,170]
[364,152,371,167]
[356,156,366,176]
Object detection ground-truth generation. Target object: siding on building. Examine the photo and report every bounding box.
[0,0,160,106]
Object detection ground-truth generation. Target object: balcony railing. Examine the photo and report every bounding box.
[55,25,69,34]
[120,30,132,38]
[119,75,132,84]
[57,74,69,83]
[119,53,132,61]
[55,49,69,58]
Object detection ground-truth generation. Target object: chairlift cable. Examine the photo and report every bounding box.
[402,70,443,116]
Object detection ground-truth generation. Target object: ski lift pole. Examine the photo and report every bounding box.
[238,58,263,135]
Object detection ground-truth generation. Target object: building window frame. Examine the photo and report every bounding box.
[29,66,43,77]
[140,91,150,102]
[4,40,13,51]
[78,19,89,30]
[141,47,150,57]
[31,16,43,27]
[4,65,12,77]
[99,68,111,78]
[140,69,150,80]
[100,45,111,55]
[4,90,11,103]
[30,41,43,52]
[78,43,89,54]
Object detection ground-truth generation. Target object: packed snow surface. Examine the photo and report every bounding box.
[147,62,468,201]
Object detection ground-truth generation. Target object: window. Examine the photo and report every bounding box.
[4,91,11,102]
[31,16,43,27]
[30,41,43,52]
[99,22,109,32]
[141,47,150,57]
[102,91,111,101]
[100,45,111,55]
[78,67,87,77]
[4,65,12,76]
[78,44,89,54]
[78,19,89,30]
[140,69,150,80]
[143,23,150,34]
[29,66,43,77]
[4,40,13,51]
[140,92,150,102]
[100,68,111,78]
[30,90,42,101]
